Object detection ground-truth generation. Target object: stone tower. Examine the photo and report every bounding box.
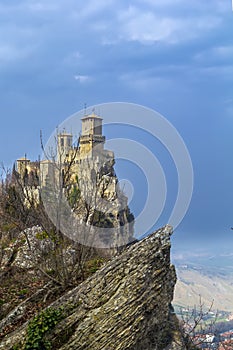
[16,157,31,176]
[57,132,73,163]
[79,112,105,157]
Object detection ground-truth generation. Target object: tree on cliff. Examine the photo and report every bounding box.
[0,160,101,288]
[0,131,134,289]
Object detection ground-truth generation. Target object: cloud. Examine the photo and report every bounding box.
[0,1,60,13]
[0,44,35,64]
[0,0,231,91]
[26,1,59,13]
[117,6,222,44]
[141,0,184,6]
[119,71,171,91]
[199,65,233,79]
[118,8,178,43]
[172,250,212,261]
[140,0,230,13]
[195,45,233,62]
[70,0,114,21]
[215,0,231,13]
[0,0,226,70]
[191,43,233,84]
[214,45,233,57]
[74,74,91,83]
[63,51,82,66]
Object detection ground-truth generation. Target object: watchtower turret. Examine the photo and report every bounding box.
[80,111,105,157]
[16,157,30,177]
[57,132,73,163]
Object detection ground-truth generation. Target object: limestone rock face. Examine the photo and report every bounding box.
[0,226,186,350]
[0,226,53,270]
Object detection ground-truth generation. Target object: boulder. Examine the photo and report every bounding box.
[0,225,187,350]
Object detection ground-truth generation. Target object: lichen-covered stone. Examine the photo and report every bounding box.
[0,225,186,350]
[0,226,53,271]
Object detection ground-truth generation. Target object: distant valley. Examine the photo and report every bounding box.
[172,252,233,312]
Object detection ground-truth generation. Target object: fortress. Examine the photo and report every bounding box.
[17,112,118,199]
[16,112,134,247]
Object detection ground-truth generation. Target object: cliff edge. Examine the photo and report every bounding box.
[0,225,186,350]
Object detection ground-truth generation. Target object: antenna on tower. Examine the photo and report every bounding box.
[84,103,87,116]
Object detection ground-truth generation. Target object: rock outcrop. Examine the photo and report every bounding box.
[0,226,54,271]
[0,225,186,350]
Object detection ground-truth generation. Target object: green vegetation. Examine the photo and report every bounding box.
[35,231,49,240]
[18,289,28,296]
[12,345,21,350]
[24,307,64,350]
[67,184,80,209]
[86,257,105,274]
[92,209,114,228]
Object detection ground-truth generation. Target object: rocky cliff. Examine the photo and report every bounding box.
[0,226,186,350]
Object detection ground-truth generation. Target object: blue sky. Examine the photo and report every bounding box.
[0,0,233,252]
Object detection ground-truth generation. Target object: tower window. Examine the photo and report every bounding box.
[61,138,64,147]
